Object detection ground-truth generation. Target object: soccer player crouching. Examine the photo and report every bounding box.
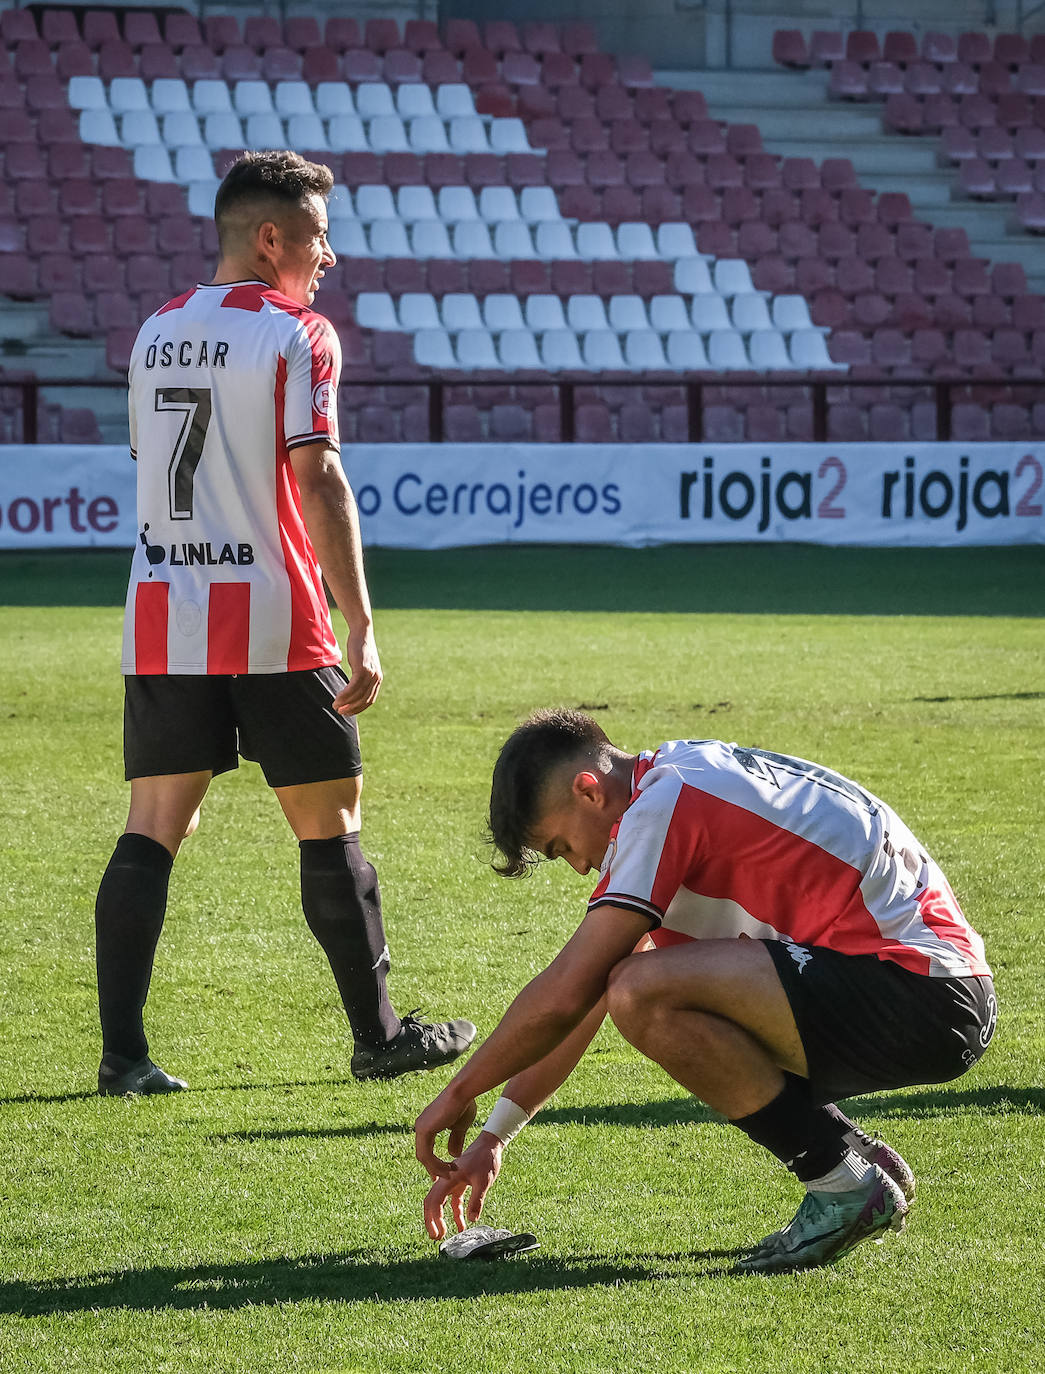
[415,709,997,1273]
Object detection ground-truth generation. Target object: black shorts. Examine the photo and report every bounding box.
[764,939,998,1106]
[123,666,363,788]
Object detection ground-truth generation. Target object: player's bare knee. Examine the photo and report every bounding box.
[606,958,656,1039]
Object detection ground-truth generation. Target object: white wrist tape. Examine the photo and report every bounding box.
[482,1096,530,1146]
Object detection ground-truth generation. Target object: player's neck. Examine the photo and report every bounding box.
[210,258,277,289]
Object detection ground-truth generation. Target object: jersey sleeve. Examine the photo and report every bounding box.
[588,772,703,927]
[283,313,342,452]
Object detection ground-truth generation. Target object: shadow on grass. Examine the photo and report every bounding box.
[0,1245,745,1316]
[212,1122,410,1143]
[841,1084,1045,1119]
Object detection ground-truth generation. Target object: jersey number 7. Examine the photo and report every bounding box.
[155,387,213,521]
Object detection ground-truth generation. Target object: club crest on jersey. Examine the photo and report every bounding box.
[784,940,812,972]
[312,380,333,416]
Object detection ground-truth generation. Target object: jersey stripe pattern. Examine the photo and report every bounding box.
[121,281,342,674]
[588,739,990,978]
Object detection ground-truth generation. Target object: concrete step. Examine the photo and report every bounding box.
[16,337,112,382]
[858,170,956,205]
[0,300,50,342]
[661,67,830,106]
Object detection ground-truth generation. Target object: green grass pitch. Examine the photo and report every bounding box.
[0,544,1042,1374]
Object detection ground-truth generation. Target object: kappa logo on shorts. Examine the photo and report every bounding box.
[979,993,998,1048]
[784,940,812,973]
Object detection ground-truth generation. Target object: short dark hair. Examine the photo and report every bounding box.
[487,708,613,878]
[213,150,334,248]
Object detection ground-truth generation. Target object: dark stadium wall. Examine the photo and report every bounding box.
[436,0,708,68]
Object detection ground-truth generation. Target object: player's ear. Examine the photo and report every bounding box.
[571,771,603,804]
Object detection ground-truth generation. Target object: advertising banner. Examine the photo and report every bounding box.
[1,442,1042,551]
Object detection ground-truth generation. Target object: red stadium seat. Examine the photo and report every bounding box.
[503,50,540,86]
[562,23,599,58]
[284,17,321,52]
[523,22,562,56]
[995,33,1030,68]
[617,55,654,88]
[868,62,905,98]
[809,31,845,66]
[443,19,480,55]
[203,14,241,52]
[883,32,919,66]
[922,32,957,63]
[124,10,161,48]
[542,53,579,89]
[243,15,282,51]
[884,94,924,133]
[773,30,809,69]
[96,40,137,78]
[0,252,37,297]
[324,17,361,52]
[461,47,498,85]
[222,46,262,80]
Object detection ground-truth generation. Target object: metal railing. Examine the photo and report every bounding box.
[5,373,1044,445]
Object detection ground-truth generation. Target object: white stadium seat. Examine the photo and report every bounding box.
[748,332,793,370]
[540,330,584,369]
[244,114,284,150]
[731,294,773,332]
[712,259,755,298]
[327,185,353,219]
[151,78,192,114]
[690,296,732,332]
[624,330,669,369]
[575,223,618,260]
[410,221,452,257]
[366,219,410,257]
[79,109,122,145]
[414,329,456,368]
[448,116,489,153]
[451,222,495,258]
[435,84,475,118]
[674,258,715,296]
[534,222,577,260]
[483,294,526,331]
[489,118,530,153]
[368,116,409,153]
[192,80,233,115]
[498,330,541,368]
[441,294,484,331]
[493,222,535,259]
[582,330,626,369]
[327,221,370,256]
[789,330,842,369]
[187,179,220,217]
[355,184,396,221]
[398,293,441,330]
[407,116,450,153]
[354,293,398,330]
[133,145,175,180]
[519,186,560,222]
[567,295,609,332]
[396,84,435,118]
[707,330,753,369]
[161,112,202,146]
[68,75,106,110]
[325,116,368,152]
[665,331,709,369]
[608,295,649,332]
[315,83,354,116]
[526,295,568,331]
[478,187,519,223]
[274,82,314,116]
[233,81,275,116]
[120,111,161,145]
[173,145,214,181]
[202,113,244,149]
[397,186,438,221]
[649,295,691,332]
[771,295,813,331]
[355,84,395,118]
[656,222,699,259]
[615,222,658,259]
[455,329,500,369]
[287,114,327,149]
[437,186,478,221]
[109,77,150,113]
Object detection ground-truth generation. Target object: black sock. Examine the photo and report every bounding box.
[732,1073,851,1182]
[824,1101,874,1150]
[95,832,173,1063]
[300,833,401,1049]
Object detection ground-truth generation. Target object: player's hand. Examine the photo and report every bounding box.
[423,1134,503,1240]
[333,625,382,716]
[415,1089,477,1180]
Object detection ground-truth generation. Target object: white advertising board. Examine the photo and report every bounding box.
[0,442,1042,550]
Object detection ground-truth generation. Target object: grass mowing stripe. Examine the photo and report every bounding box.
[0,546,1041,1373]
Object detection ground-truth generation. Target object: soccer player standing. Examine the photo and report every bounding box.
[95,151,474,1095]
[415,709,997,1272]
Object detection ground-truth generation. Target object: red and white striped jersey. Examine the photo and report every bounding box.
[121,280,342,675]
[589,739,990,978]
